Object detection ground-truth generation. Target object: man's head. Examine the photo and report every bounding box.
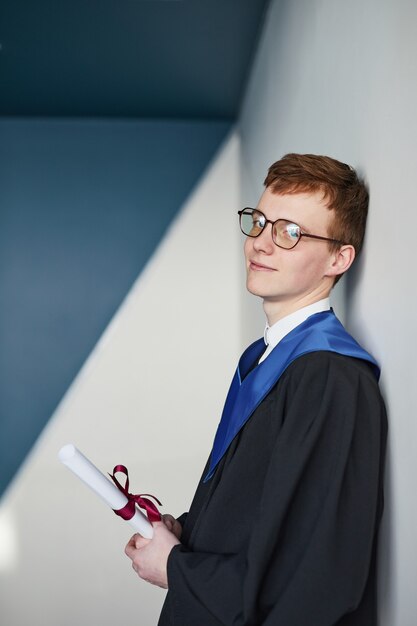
[264,153,369,258]
[242,154,369,323]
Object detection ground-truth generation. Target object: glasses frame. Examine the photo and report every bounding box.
[238,208,347,250]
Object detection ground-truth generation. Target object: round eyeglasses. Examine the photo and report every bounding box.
[238,208,347,250]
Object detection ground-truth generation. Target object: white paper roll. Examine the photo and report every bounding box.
[58,444,153,538]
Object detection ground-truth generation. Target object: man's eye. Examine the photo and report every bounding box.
[286,224,300,239]
[254,216,265,228]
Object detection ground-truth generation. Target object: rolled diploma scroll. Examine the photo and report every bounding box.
[58,443,153,538]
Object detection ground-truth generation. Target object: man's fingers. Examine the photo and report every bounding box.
[135,535,150,549]
[128,533,140,544]
[125,533,146,558]
[161,515,182,540]
[125,539,136,559]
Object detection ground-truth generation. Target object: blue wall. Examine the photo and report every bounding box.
[0,118,231,495]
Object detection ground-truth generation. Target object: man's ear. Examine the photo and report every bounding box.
[326,245,356,278]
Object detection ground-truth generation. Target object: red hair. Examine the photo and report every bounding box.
[264,153,369,256]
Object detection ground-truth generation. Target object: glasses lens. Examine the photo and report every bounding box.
[240,209,265,237]
[273,220,301,249]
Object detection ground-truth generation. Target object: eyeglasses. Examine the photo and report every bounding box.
[238,208,347,250]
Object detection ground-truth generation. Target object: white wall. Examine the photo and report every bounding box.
[239,1,417,624]
[0,131,241,625]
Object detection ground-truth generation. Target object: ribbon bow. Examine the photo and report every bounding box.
[109,464,162,523]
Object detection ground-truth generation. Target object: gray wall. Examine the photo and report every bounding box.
[239,0,417,623]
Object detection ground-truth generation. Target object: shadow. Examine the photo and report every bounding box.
[343,245,366,329]
[377,435,396,626]
[345,241,395,625]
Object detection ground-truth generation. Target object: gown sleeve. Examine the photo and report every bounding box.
[162,353,387,626]
[175,512,188,527]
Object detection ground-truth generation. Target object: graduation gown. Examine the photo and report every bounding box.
[158,350,387,626]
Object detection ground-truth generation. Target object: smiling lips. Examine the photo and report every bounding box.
[249,260,276,271]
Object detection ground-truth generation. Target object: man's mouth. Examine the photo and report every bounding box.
[249,260,276,271]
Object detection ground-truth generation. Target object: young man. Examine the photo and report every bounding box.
[125,154,387,625]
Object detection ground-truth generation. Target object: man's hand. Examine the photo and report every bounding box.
[125,521,181,588]
[161,514,183,540]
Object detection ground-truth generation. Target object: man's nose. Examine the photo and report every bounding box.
[253,224,275,253]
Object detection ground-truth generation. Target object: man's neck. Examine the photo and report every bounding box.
[259,297,331,364]
[263,291,332,327]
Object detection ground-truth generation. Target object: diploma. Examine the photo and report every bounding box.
[58,444,154,539]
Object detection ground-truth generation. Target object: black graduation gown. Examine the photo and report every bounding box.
[158,351,387,626]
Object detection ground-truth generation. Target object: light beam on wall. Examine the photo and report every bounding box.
[0,507,18,572]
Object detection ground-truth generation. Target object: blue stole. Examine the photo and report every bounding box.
[204,310,379,482]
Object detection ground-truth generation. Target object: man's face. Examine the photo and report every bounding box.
[244,187,338,314]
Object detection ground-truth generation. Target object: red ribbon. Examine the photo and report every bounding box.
[109,464,162,523]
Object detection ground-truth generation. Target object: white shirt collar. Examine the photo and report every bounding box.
[259,298,331,364]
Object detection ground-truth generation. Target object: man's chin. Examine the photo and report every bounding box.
[246,285,273,299]
[246,283,262,297]
[247,277,274,297]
